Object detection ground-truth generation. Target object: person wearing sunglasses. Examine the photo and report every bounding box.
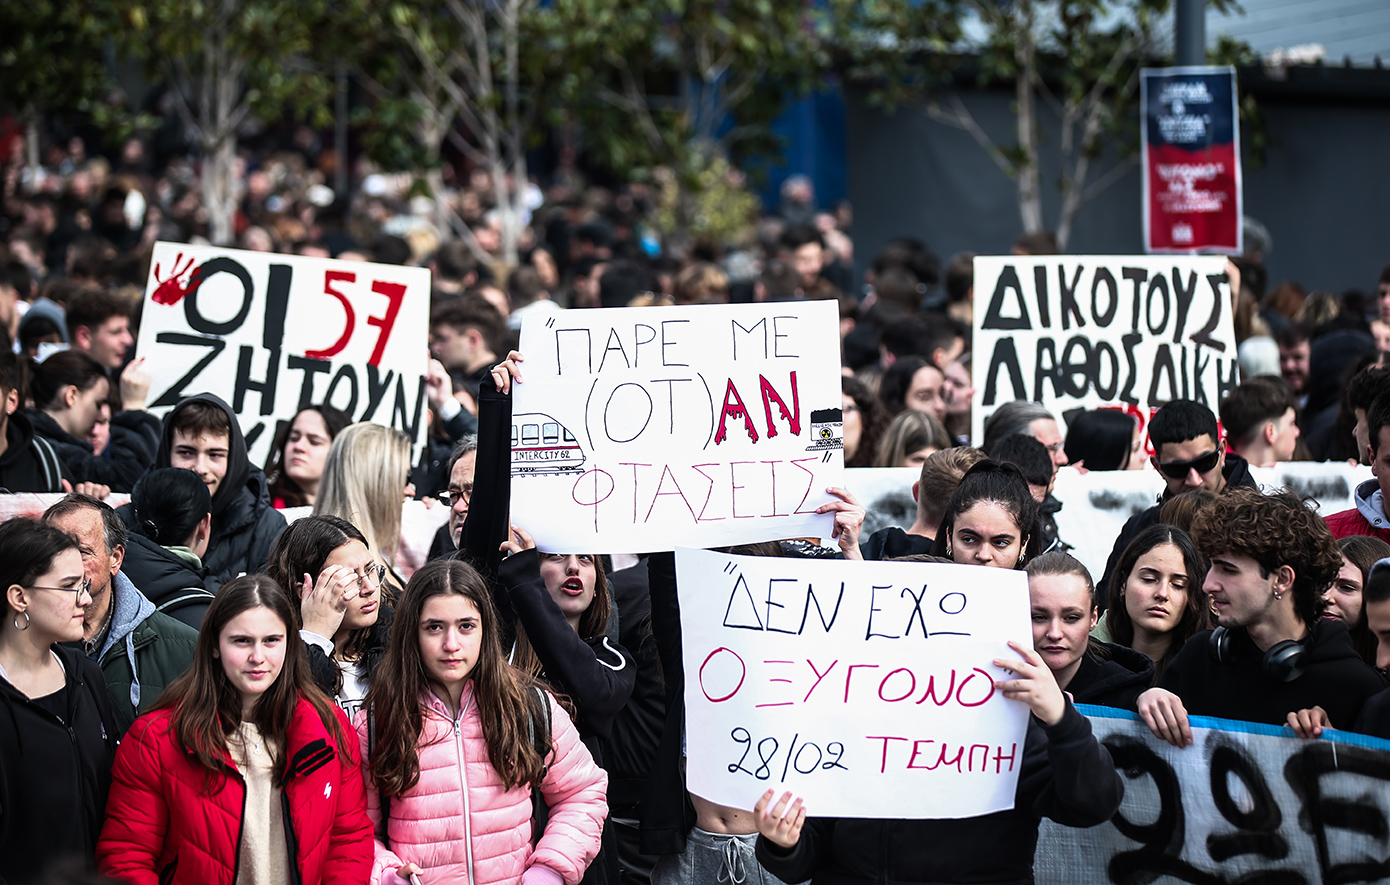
[1098,400,1259,601]
[0,518,119,884]
[264,515,393,718]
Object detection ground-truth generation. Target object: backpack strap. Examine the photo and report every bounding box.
[154,589,215,616]
[30,436,63,492]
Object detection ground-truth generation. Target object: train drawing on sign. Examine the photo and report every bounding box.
[805,407,844,453]
[511,412,587,475]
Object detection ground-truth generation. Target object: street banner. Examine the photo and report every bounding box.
[512,302,843,552]
[1142,66,1242,254]
[1036,706,1390,884]
[136,242,431,464]
[677,547,1031,818]
[971,255,1238,444]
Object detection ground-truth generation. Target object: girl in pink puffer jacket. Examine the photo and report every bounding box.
[357,559,607,885]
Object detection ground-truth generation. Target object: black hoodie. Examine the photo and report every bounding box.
[0,410,68,493]
[25,406,160,492]
[1098,452,1257,602]
[1065,640,1155,712]
[117,394,287,581]
[1160,619,1387,728]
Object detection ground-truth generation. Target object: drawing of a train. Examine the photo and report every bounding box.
[805,407,844,451]
[511,412,587,475]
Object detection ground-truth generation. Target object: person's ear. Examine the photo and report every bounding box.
[1272,564,1296,599]
[197,512,212,543]
[3,387,16,416]
[109,543,124,575]
[6,584,28,615]
[912,481,920,504]
[74,326,92,350]
[1090,606,1100,631]
[63,384,78,409]
[1264,421,1278,446]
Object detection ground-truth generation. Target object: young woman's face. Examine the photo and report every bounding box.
[217,606,288,711]
[840,394,862,462]
[905,366,947,423]
[66,377,110,439]
[949,501,1026,568]
[1125,421,1145,470]
[17,549,89,643]
[1323,557,1364,627]
[320,539,382,633]
[1122,543,1190,638]
[539,553,597,629]
[284,410,333,488]
[1029,572,1097,679]
[419,595,483,691]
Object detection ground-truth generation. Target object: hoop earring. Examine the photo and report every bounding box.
[13,611,29,631]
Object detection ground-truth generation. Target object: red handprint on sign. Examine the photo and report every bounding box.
[150,253,204,306]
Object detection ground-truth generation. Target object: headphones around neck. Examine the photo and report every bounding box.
[1208,626,1307,683]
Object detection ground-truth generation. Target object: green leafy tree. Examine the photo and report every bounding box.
[553,0,829,248]
[351,0,559,268]
[113,0,339,244]
[0,2,125,175]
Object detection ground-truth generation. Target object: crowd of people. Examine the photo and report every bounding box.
[1,127,1390,885]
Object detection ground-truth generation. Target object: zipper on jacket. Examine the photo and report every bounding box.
[452,695,478,885]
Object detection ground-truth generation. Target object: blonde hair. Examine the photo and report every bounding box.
[313,423,410,563]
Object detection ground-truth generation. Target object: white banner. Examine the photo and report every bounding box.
[1036,706,1390,884]
[972,255,1238,444]
[511,302,843,552]
[137,242,431,464]
[845,461,1367,583]
[677,547,1031,818]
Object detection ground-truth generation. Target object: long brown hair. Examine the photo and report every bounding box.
[366,560,548,798]
[1107,524,1211,682]
[510,553,612,680]
[158,575,346,785]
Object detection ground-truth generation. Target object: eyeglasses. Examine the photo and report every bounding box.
[356,564,388,588]
[437,484,473,507]
[1041,440,1064,455]
[28,577,92,600]
[1157,449,1221,479]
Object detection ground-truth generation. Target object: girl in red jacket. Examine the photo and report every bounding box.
[362,559,607,885]
[97,574,373,885]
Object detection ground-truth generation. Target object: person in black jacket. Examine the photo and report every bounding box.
[121,467,219,629]
[0,347,68,493]
[264,514,392,720]
[26,349,161,492]
[1027,550,1153,711]
[1098,400,1258,600]
[117,393,287,582]
[1139,488,1387,747]
[0,518,120,884]
[1104,524,1211,683]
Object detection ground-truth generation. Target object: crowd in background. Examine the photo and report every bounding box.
[1,119,1390,885]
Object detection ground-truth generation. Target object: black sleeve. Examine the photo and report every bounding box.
[756,818,836,884]
[645,551,682,700]
[443,406,479,441]
[303,640,338,696]
[53,410,161,492]
[498,549,636,740]
[1018,701,1124,827]
[459,370,511,581]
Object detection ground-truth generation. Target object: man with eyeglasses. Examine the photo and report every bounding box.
[43,494,198,735]
[1098,399,1259,598]
[427,436,479,562]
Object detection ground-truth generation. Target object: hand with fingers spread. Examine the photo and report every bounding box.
[993,640,1066,726]
[1287,706,1332,740]
[754,789,806,850]
[500,524,537,557]
[816,486,866,560]
[1137,687,1193,748]
[491,350,525,395]
[298,564,359,640]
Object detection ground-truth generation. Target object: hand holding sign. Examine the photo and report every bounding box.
[993,641,1065,726]
[754,790,806,850]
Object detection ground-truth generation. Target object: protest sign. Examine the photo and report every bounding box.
[845,461,1364,582]
[1035,706,1390,884]
[511,301,843,552]
[136,242,431,465]
[677,547,1031,818]
[1142,66,1242,254]
[971,255,1238,444]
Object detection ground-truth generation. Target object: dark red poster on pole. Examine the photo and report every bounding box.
[1141,66,1242,254]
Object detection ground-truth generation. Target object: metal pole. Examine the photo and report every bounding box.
[1174,0,1205,66]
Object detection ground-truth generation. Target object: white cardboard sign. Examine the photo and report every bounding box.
[511,302,844,552]
[137,242,431,464]
[677,547,1032,818]
[972,255,1238,443]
